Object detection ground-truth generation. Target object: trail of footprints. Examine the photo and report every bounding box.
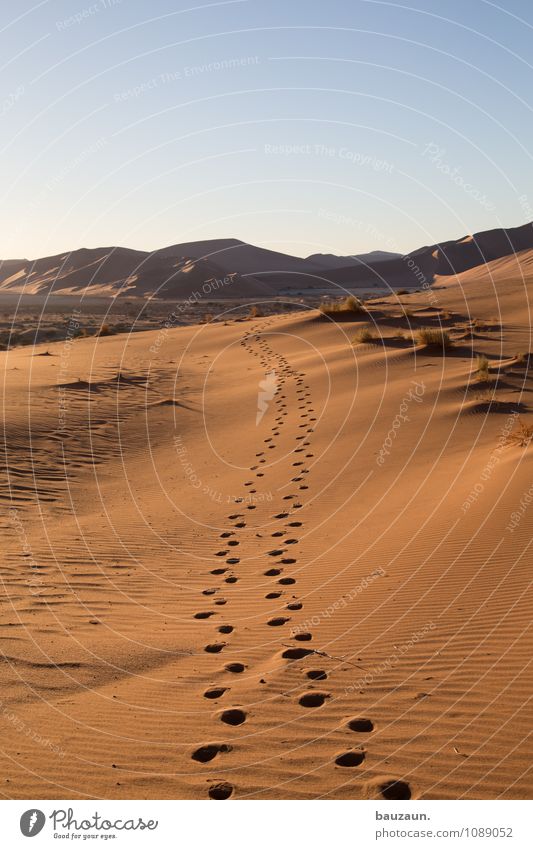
[190,321,397,800]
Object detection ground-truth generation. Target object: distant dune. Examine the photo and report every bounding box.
[0,221,531,299]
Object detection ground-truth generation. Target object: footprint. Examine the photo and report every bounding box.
[214,599,227,606]
[208,782,233,800]
[264,568,282,576]
[284,539,298,545]
[298,691,329,708]
[218,708,247,726]
[278,577,295,585]
[286,602,302,610]
[294,632,312,642]
[282,647,313,660]
[226,558,240,565]
[225,576,238,584]
[379,779,411,800]
[225,662,246,673]
[218,625,234,634]
[211,568,227,575]
[306,669,327,680]
[204,643,226,653]
[335,750,365,767]
[192,743,232,763]
[265,591,282,599]
[348,718,374,733]
[274,513,289,519]
[204,687,228,699]
[280,558,296,565]
[268,549,285,557]
[267,616,290,626]
[194,611,215,619]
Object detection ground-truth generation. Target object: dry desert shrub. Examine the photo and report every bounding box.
[320,295,365,315]
[505,418,533,447]
[96,324,115,337]
[353,325,376,344]
[416,327,453,349]
[476,354,490,380]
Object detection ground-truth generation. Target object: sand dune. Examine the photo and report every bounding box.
[0,261,531,800]
[2,222,531,300]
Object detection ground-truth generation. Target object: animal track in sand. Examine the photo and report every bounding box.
[299,691,329,708]
[279,577,296,585]
[208,782,233,800]
[267,616,290,626]
[379,779,411,800]
[284,539,298,544]
[218,625,234,634]
[294,632,312,642]
[215,551,228,557]
[194,611,216,619]
[282,647,313,660]
[234,522,246,528]
[274,513,289,519]
[218,708,247,726]
[268,549,285,557]
[264,568,282,576]
[203,687,228,699]
[348,718,374,732]
[271,531,284,537]
[225,576,238,584]
[224,662,246,673]
[227,540,239,547]
[192,743,232,763]
[280,558,296,565]
[202,588,217,596]
[288,521,302,527]
[306,669,327,680]
[204,643,226,653]
[214,599,227,606]
[286,602,302,610]
[211,568,227,575]
[335,751,365,767]
[265,591,281,599]
[220,532,233,538]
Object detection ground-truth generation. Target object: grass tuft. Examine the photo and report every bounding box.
[505,418,533,447]
[416,327,453,350]
[320,295,365,316]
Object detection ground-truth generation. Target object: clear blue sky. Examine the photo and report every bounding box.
[2,0,533,259]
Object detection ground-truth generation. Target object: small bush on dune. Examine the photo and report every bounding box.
[96,324,115,337]
[320,295,365,316]
[505,418,533,447]
[353,326,376,344]
[476,354,490,380]
[416,327,453,350]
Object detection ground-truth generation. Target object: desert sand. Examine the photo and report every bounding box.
[0,258,531,801]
